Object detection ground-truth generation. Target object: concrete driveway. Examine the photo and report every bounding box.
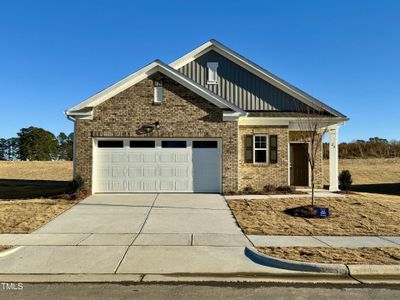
[0,194,285,274]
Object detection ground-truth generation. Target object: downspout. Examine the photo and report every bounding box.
[65,112,77,179]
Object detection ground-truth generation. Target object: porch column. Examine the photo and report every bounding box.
[328,124,339,191]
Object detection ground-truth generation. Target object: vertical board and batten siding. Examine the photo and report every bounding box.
[179,50,310,111]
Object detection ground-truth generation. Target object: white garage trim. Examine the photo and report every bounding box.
[92,138,222,193]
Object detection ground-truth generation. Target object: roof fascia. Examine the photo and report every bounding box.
[66,60,247,116]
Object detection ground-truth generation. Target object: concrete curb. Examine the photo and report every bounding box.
[244,247,349,275]
[348,265,400,276]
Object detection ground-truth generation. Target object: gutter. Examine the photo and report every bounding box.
[65,111,77,178]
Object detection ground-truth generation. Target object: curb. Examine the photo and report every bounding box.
[244,247,349,275]
[348,265,400,276]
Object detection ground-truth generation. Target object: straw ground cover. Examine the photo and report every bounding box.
[0,161,77,235]
[0,199,77,234]
[257,247,400,264]
[227,193,400,236]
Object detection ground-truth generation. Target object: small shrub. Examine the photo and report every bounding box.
[242,186,255,194]
[276,185,296,194]
[263,184,276,193]
[339,170,352,191]
[67,175,85,194]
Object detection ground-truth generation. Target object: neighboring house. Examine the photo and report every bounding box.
[66,40,347,194]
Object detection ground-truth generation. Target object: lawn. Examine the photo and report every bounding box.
[324,157,400,195]
[227,193,400,236]
[257,247,400,265]
[0,161,77,235]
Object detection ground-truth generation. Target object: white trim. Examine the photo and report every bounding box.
[206,62,219,84]
[238,116,347,127]
[170,40,346,118]
[328,124,339,191]
[66,60,247,118]
[253,134,268,164]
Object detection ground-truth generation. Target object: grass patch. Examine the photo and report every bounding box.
[0,199,77,233]
[228,193,400,236]
[257,247,400,265]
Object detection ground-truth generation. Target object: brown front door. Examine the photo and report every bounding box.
[290,143,309,186]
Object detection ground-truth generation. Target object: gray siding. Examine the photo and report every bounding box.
[178,50,310,111]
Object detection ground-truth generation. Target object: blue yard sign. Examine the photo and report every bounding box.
[316,208,330,218]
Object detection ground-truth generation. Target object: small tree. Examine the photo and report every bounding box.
[297,109,328,206]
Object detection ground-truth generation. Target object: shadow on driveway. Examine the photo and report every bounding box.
[0,179,69,199]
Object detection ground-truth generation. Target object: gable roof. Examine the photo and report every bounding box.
[66,59,247,116]
[170,39,346,118]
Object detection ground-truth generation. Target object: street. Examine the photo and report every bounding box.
[1,283,399,300]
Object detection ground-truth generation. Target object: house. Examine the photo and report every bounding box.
[65,40,347,194]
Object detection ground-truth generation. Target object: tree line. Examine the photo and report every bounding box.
[323,137,400,159]
[0,127,73,161]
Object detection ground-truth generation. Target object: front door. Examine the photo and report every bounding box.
[290,143,309,186]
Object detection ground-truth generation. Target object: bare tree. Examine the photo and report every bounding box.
[296,109,328,206]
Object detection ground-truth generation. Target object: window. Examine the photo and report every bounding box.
[154,80,163,104]
[161,141,187,148]
[207,62,218,84]
[193,141,218,148]
[254,135,267,163]
[98,140,123,148]
[130,140,155,148]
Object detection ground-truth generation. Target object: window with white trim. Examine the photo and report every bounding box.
[207,62,218,84]
[253,135,268,163]
[153,80,163,104]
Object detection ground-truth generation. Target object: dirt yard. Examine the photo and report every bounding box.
[228,193,400,236]
[0,199,77,233]
[257,247,400,265]
[0,161,77,234]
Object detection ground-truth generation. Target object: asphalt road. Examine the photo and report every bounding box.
[0,283,399,300]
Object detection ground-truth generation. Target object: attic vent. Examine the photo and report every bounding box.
[207,62,218,84]
[153,80,163,104]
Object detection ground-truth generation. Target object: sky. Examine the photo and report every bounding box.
[0,0,399,142]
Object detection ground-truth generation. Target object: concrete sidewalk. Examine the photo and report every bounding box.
[224,189,344,200]
[0,194,268,275]
[247,235,400,248]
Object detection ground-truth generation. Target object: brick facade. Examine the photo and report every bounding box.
[74,75,324,194]
[238,126,289,191]
[75,76,238,193]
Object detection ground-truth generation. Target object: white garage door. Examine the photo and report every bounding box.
[93,139,221,193]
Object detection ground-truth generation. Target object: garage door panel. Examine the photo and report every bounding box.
[143,166,157,177]
[175,179,190,191]
[143,152,157,163]
[159,166,175,177]
[143,180,157,191]
[128,180,142,191]
[175,152,190,163]
[175,166,190,177]
[128,167,142,177]
[94,139,220,193]
[128,153,142,163]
